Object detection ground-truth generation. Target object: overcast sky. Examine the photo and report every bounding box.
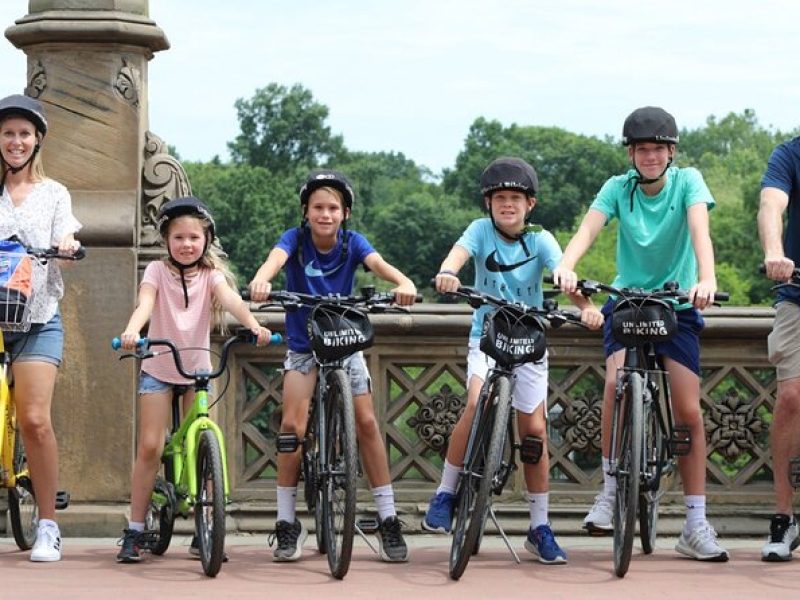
[1,1,799,173]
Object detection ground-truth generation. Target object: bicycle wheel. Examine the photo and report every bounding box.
[449,376,511,581]
[145,477,176,555]
[8,427,38,550]
[320,369,357,579]
[613,372,643,578]
[194,430,226,577]
[639,388,665,555]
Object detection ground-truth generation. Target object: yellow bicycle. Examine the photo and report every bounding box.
[0,240,82,548]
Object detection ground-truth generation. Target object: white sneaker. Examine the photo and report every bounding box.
[583,494,614,534]
[761,514,800,562]
[675,520,728,562]
[30,522,62,562]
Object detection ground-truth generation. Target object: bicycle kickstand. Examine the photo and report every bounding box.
[354,517,379,554]
[488,506,520,564]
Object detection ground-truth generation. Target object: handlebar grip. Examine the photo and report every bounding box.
[72,246,86,260]
[270,333,283,345]
[240,289,251,301]
[543,274,555,284]
[414,294,424,303]
[714,291,730,302]
[758,264,766,274]
[111,337,148,350]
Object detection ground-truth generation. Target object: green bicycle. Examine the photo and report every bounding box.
[112,329,281,576]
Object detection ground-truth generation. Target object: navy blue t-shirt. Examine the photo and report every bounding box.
[275,227,376,352]
[761,136,800,305]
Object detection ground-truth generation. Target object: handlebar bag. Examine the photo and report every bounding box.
[480,305,546,367]
[0,238,32,324]
[308,303,375,361]
[611,297,677,346]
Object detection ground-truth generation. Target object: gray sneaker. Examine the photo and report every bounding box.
[761,514,800,562]
[583,494,614,535]
[675,520,729,562]
[376,516,408,562]
[270,519,307,562]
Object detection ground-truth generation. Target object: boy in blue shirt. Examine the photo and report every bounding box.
[422,157,602,564]
[553,107,728,562]
[250,170,417,563]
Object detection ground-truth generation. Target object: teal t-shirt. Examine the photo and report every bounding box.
[590,166,715,292]
[456,218,562,339]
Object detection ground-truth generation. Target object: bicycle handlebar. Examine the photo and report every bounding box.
[111,329,283,380]
[433,282,585,328]
[243,287,423,312]
[542,274,730,304]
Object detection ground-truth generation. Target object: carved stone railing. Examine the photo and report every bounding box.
[217,305,777,511]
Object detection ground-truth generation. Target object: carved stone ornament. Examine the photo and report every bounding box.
[705,387,765,460]
[407,384,465,455]
[25,60,47,98]
[114,57,140,107]
[552,390,603,452]
[141,131,192,246]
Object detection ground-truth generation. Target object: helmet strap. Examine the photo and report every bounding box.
[489,209,531,257]
[628,156,673,211]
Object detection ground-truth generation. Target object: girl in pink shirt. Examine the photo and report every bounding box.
[115,196,271,563]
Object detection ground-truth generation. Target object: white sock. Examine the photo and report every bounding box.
[127,521,145,532]
[602,457,616,497]
[276,486,297,523]
[527,492,549,529]
[437,460,460,495]
[684,495,706,532]
[372,484,396,521]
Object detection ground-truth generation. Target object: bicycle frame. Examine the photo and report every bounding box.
[0,333,19,487]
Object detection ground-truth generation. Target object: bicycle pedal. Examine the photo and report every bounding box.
[356,517,379,533]
[669,426,691,456]
[790,457,800,489]
[55,490,70,510]
[136,530,161,550]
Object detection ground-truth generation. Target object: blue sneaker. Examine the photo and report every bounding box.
[421,491,455,533]
[524,524,567,564]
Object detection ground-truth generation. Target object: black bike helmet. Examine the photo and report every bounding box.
[480,157,538,197]
[156,196,216,308]
[0,94,48,137]
[299,169,355,210]
[156,196,216,241]
[622,106,679,146]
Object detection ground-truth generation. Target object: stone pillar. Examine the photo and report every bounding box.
[5,1,169,510]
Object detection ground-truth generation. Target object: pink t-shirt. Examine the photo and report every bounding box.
[140,260,225,384]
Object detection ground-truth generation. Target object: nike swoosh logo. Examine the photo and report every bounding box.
[485,250,536,273]
[304,260,344,278]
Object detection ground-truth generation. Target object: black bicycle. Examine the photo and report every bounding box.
[259,286,417,579]
[440,285,584,581]
[560,278,727,577]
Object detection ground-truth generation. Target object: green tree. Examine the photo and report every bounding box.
[442,118,628,231]
[228,83,345,174]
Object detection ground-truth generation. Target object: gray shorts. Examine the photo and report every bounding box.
[768,301,800,381]
[283,350,371,396]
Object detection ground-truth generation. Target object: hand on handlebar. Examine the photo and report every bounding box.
[252,325,273,346]
[551,266,579,294]
[763,256,796,282]
[248,279,272,303]
[391,281,418,306]
[688,279,717,310]
[118,331,142,351]
[580,305,604,330]
[435,271,461,293]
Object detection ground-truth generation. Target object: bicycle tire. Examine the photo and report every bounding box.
[194,430,226,577]
[145,477,176,555]
[449,376,511,581]
[639,387,665,555]
[613,372,643,578]
[321,368,357,579]
[8,427,37,550]
[301,413,326,553]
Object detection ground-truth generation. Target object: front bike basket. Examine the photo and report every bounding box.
[308,303,374,361]
[0,241,34,332]
[479,305,546,368]
[611,297,677,347]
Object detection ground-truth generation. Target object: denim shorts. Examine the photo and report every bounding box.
[283,350,371,396]
[601,298,704,376]
[138,371,209,396]
[3,312,64,366]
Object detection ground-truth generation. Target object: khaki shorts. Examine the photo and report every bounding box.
[768,302,800,381]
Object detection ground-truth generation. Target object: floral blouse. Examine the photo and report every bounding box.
[0,179,82,323]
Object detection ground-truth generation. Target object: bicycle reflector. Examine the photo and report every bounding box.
[480,305,546,367]
[611,297,677,346]
[308,304,374,361]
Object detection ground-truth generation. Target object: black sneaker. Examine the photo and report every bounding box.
[189,534,229,562]
[269,519,307,562]
[116,529,142,563]
[376,516,408,562]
